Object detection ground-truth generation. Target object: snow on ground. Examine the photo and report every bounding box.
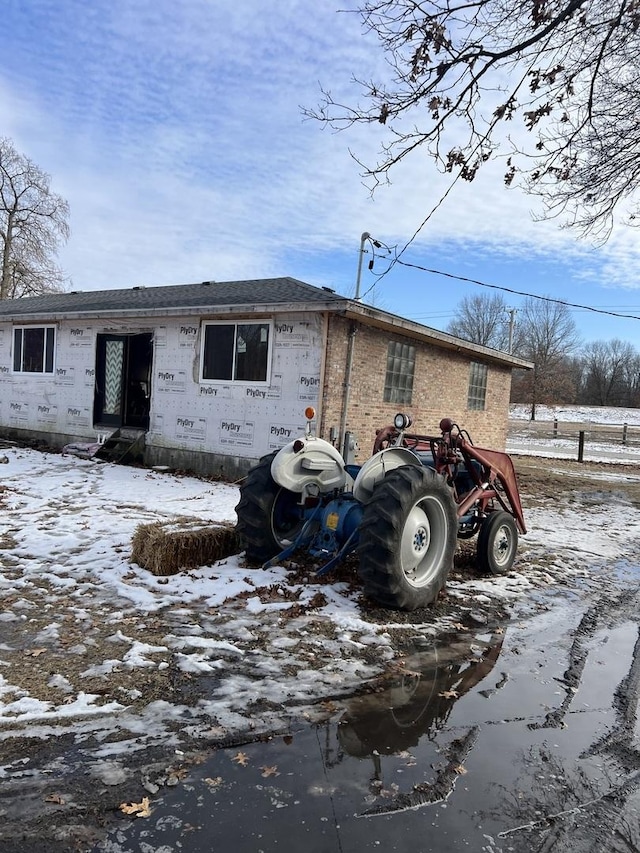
[508,403,640,463]
[1,442,640,760]
[507,434,640,463]
[0,448,396,750]
[510,403,640,425]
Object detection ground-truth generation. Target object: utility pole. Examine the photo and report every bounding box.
[354,232,370,301]
[340,232,371,460]
[507,307,517,354]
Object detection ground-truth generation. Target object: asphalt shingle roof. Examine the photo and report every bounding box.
[0,274,533,369]
[0,277,347,318]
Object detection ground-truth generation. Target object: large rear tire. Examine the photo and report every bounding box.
[476,511,518,575]
[357,465,457,611]
[235,452,304,564]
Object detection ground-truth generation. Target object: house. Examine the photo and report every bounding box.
[0,277,532,477]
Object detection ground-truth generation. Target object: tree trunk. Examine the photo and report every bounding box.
[1,213,13,300]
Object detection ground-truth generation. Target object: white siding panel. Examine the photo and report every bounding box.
[0,312,324,460]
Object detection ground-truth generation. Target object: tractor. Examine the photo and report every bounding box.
[235,409,526,611]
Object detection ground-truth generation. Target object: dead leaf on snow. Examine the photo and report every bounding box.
[439,689,459,699]
[260,765,279,778]
[204,776,224,789]
[119,796,152,818]
[44,793,65,805]
[454,764,468,775]
[25,648,47,657]
[232,751,249,767]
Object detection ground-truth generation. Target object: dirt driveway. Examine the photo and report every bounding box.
[1,449,640,851]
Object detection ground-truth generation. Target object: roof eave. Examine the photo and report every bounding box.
[341,302,534,370]
[0,299,347,324]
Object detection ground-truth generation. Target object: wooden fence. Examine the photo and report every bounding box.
[508,419,640,446]
[509,419,640,447]
[507,418,640,462]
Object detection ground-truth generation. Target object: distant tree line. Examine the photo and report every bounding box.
[448,293,640,416]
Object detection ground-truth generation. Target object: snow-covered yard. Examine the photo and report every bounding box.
[2,441,640,751]
[3,427,640,848]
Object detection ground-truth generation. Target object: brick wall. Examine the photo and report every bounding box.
[320,315,512,460]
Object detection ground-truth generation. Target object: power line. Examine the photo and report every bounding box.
[354,44,637,323]
[366,256,640,322]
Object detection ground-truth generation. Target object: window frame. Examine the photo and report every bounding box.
[467,361,488,410]
[383,339,416,406]
[199,319,273,385]
[12,325,56,375]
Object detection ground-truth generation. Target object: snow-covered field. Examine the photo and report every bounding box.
[2,440,640,759]
[510,403,640,425]
[508,403,640,463]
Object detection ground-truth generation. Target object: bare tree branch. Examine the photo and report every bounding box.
[447,292,511,350]
[305,0,640,237]
[0,137,70,299]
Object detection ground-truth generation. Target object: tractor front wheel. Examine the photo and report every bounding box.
[357,465,457,610]
[235,452,304,564]
[476,511,518,575]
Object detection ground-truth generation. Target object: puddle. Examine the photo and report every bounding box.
[93,601,640,853]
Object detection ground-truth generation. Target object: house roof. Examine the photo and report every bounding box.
[0,276,532,370]
[0,277,346,317]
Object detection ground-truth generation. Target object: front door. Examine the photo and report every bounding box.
[93,333,153,430]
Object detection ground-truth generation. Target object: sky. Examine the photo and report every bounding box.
[3,0,640,347]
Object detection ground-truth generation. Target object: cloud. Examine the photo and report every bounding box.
[1,0,640,320]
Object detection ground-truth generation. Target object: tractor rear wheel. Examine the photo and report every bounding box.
[357,465,457,611]
[476,511,518,575]
[235,452,304,564]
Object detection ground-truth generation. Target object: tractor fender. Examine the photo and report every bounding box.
[270,436,347,494]
[353,447,423,502]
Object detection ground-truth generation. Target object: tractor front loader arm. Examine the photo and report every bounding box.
[457,441,526,534]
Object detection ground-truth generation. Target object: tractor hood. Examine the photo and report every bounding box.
[271,436,347,493]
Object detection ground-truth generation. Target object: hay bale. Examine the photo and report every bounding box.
[131,517,239,576]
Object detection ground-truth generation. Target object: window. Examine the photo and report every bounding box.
[201,321,271,383]
[467,361,488,410]
[383,340,415,405]
[13,326,56,374]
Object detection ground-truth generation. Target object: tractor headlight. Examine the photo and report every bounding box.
[394,413,412,430]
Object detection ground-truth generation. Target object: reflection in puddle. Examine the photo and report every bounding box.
[78,586,640,852]
[337,633,504,816]
[339,633,504,755]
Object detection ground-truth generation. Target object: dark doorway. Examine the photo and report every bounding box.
[93,333,153,430]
